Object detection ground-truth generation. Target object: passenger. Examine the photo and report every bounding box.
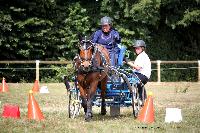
[125,40,151,100]
[91,16,126,67]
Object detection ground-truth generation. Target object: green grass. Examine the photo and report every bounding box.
[0,82,200,132]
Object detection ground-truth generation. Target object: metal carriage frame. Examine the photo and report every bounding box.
[68,67,146,119]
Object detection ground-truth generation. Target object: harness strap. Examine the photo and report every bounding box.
[96,46,109,66]
[75,44,111,74]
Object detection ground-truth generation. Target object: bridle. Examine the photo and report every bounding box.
[79,41,95,62]
[75,39,98,73]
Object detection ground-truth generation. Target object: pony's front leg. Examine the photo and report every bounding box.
[81,97,87,114]
[100,77,107,115]
[85,98,93,121]
[85,81,98,121]
[78,84,87,114]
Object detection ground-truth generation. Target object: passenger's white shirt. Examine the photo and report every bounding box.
[133,51,151,79]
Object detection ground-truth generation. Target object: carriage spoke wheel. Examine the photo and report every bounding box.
[68,90,81,119]
[131,86,143,118]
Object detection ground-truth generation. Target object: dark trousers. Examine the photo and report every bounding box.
[134,73,148,100]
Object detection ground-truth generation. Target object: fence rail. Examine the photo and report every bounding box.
[0,60,200,82]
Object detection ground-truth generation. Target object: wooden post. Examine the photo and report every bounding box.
[36,60,40,81]
[198,60,200,83]
[157,60,161,82]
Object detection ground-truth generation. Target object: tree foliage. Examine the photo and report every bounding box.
[0,0,199,82]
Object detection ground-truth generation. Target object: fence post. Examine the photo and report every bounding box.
[36,60,40,81]
[157,60,161,82]
[198,60,200,83]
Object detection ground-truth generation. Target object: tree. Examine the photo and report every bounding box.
[0,0,199,82]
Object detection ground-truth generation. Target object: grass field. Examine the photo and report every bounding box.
[0,82,200,133]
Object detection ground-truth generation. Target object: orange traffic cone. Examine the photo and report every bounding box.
[27,90,44,120]
[0,77,9,92]
[137,92,154,123]
[32,80,39,92]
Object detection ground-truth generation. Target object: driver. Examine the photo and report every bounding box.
[91,16,126,67]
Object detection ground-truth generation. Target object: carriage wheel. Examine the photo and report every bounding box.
[131,88,138,118]
[131,86,142,118]
[132,85,147,118]
[68,89,81,119]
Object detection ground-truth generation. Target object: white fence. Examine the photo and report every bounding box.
[0,60,200,82]
[151,60,200,82]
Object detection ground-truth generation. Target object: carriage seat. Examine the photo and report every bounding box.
[117,44,126,66]
[109,44,126,67]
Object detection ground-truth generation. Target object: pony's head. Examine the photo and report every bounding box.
[78,36,95,72]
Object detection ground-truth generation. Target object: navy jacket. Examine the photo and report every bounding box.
[91,28,121,49]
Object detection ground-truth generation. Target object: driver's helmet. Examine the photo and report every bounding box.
[133,40,146,48]
[100,16,112,25]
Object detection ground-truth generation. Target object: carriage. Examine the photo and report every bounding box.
[68,66,146,119]
[68,37,147,121]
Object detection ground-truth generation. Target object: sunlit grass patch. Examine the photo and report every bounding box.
[0,83,200,132]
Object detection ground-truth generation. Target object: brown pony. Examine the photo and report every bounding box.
[73,38,110,121]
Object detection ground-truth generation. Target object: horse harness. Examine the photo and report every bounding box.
[74,45,108,75]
